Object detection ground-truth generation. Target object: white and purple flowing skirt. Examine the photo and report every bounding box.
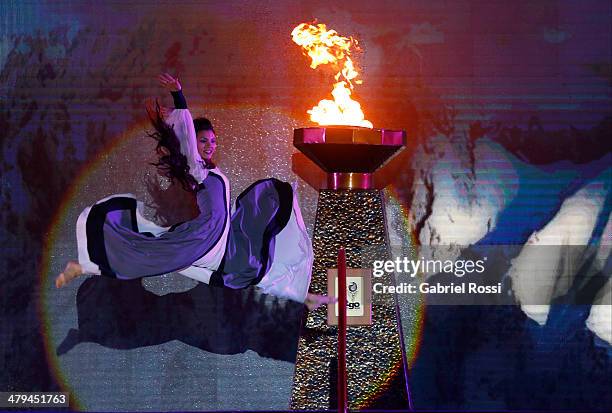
[76,171,313,303]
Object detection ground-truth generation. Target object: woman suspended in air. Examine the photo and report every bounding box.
[55,73,333,310]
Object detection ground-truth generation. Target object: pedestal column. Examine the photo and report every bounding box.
[290,127,410,410]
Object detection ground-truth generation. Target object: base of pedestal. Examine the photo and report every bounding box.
[290,190,409,410]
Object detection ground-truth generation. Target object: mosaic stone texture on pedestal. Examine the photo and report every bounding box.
[290,190,408,410]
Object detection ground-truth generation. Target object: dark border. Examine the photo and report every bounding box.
[85,171,228,278]
[210,178,293,287]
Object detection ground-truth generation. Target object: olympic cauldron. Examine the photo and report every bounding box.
[290,126,410,409]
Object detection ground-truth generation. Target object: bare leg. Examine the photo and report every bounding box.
[55,261,84,288]
[304,293,337,311]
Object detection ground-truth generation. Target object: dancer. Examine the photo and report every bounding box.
[56,73,333,310]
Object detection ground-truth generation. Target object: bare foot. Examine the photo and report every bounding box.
[304,293,338,311]
[55,261,83,288]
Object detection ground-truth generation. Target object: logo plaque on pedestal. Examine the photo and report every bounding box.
[327,268,372,326]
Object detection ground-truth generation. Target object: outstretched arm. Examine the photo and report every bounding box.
[148,73,204,190]
[158,73,187,109]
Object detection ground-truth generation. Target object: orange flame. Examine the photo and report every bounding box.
[291,22,373,128]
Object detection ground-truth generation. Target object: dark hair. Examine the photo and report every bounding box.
[194,117,214,134]
[147,103,198,193]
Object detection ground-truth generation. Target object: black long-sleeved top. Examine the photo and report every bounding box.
[171,89,187,109]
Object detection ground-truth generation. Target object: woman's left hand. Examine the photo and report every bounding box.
[304,293,338,311]
[158,73,181,92]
